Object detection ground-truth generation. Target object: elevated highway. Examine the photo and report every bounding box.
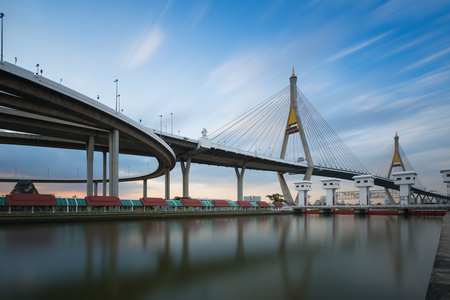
[0,61,176,197]
[0,61,448,202]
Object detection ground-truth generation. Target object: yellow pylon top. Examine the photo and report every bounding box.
[292,67,295,77]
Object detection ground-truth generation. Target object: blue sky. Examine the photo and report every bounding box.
[1,0,450,201]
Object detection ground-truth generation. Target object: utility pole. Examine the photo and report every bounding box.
[114,79,118,112]
[0,13,4,62]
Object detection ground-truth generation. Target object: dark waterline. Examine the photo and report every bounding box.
[0,214,442,300]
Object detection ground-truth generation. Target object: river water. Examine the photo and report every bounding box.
[0,214,443,300]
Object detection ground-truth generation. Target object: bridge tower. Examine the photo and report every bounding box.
[387,132,406,177]
[385,132,406,204]
[278,68,314,202]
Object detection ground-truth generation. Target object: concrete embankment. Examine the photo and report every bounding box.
[426,213,450,299]
[0,210,293,224]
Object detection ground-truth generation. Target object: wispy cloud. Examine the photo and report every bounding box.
[386,33,435,57]
[203,52,267,96]
[347,67,450,114]
[324,31,392,64]
[372,0,450,24]
[401,47,450,72]
[123,27,164,69]
[188,0,210,29]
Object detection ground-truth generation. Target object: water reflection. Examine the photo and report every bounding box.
[0,215,442,300]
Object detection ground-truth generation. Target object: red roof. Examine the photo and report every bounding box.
[85,196,121,206]
[273,201,284,207]
[181,199,203,207]
[256,201,270,207]
[6,194,57,206]
[236,201,252,207]
[140,197,168,206]
[212,200,231,207]
[287,202,297,206]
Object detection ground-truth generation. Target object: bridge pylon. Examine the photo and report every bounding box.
[278,68,314,203]
[385,132,406,204]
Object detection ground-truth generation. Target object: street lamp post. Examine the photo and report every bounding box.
[171,113,173,135]
[0,13,4,62]
[114,79,118,112]
[158,115,162,133]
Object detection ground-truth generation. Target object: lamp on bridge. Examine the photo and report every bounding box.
[352,175,375,206]
[321,178,341,206]
[392,171,417,205]
[294,181,312,206]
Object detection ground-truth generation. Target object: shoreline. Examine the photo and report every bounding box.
[0,210,293,224]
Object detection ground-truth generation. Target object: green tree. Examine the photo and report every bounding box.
[266,193,285,202]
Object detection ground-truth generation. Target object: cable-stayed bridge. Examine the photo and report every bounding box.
[0,62,448,203]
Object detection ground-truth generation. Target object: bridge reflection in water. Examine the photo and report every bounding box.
[0,215,442,300]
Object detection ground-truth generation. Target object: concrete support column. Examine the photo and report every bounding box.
[180,158,192,198]
[94,182,98,196]
[353,175,375,206]
[143,179,147,198]
[321,179,341,206]
[102,151,107,196]
[109,135,113,196]
[109,129,119,197]
[360,187,369,205]
[235,164,246,201]
[392,171,417,205]
[278,172,294,203]
[294,181,312,206]
[86,136,95,196]
[326,189,335,206]
[165,167,170,200]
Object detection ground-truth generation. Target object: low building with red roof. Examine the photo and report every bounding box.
[272,201,284,208]
[212,200,231,207]
[181,199,203,208]
[140,197,168,207]
[236,200,252,207]
[6,193,57,206]
[85,196,121,211]
[256,201,270,208]
[5,194,57,213]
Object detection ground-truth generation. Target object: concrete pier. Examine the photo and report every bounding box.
[426,213,450,299]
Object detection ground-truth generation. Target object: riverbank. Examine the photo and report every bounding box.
[426,212,450,299]
[0,210,293,224]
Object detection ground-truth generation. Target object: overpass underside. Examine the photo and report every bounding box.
[0,62,176,198]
